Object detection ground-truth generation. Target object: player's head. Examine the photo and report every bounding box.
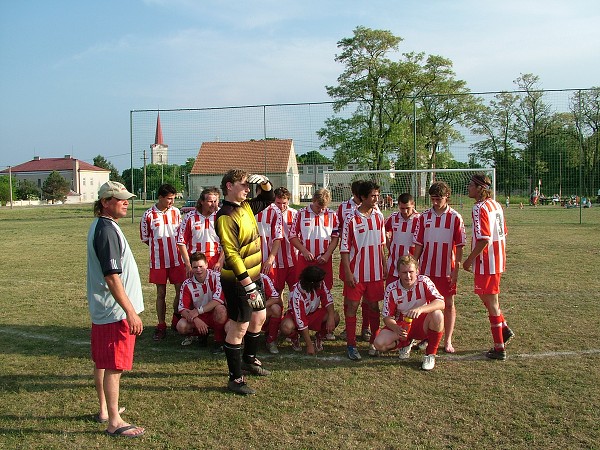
[357,180,380,205]
[157,184,177,209]
[429,181,450,208]
[468,174,492,200]
[299,266,326,292]
[311,188,331,213]
[351,180,363,196]
[274,187,291,212]
[190,252,208,279]
[397,255,419,289]
[94,181,135,217]
[397,193,415,219]
[196,187,220,215]
[221,169,250,198]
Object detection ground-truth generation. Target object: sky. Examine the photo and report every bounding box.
[1,0,598,171]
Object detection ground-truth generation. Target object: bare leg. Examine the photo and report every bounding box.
[444,295,456,353]
[156,284,167,324]
[94,368,108,419]
[104,369,145,436]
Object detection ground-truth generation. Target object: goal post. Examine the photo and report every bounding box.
[323,168,496,209]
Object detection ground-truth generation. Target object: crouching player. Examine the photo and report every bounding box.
[176,252,227,353]
[373,255,444,370]
[260,272,284,354]
[280,266,340,355]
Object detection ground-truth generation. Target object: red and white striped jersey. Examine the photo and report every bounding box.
[140,205,182,269]
[287,282,334,330]
[340,208,386,282]
[290,206,339,258]
[275,206,298,268]
[382,275,444,321]
[413,206,466,278]
[385,211,420,277]
[337,197,360,234]
[177,210,221,259]
[178,269,224,312]
[259,272,280,300]
[255,204,284,266]
[471,198,507,275]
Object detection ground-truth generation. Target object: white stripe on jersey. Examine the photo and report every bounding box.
[471,198,507,275]
[382,275,444,321]
[290,206,339,258]
[255,204,284,266]
[275,206,298,268]
[177,210,221,258]
[385,211,420,277]
[178,269,224,312]
[140,205,182,269]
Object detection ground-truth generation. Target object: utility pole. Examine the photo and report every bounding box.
[8,166,13,209]
[143,149,148,206]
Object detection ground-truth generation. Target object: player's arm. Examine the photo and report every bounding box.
[451,244,464,285]
[290,236,314,261]
[105,274,143,335]
[262,239,281,274]
[139,214,150,246]
[463,239,489,272]
[340,252,355,287]
[319,235,339,263]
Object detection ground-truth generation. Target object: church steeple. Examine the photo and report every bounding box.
[151,112,168,165]
[155,112,164,145]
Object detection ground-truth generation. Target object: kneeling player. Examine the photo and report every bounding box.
[280,266,340,355]
[259,272,284,354]
[177,252,227,353]
[373,255,444,370]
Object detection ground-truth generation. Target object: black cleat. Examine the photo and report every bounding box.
[227,378,256,395]
[502,327,515,346]
[485,348,507,361]
[242,360,271,376]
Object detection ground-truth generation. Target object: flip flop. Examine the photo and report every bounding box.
[94,406,126,423]
[105,424,145,438]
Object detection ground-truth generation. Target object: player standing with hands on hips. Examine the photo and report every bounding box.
[463,174,514,360]
[216,169,275,395]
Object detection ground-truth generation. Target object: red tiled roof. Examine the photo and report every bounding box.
[4,157,110,173]
[191,140,294,175]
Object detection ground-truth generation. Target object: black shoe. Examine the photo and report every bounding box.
[211,343,224,354]
[198,334,208,347]
[227,377,256,395]
[242,360,271,376]
[485,348,507,361]
[502,327,515,346]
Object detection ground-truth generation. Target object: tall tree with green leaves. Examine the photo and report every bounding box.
[0,175,17,205]
[297,150,333,165]
[42,171,70,204]
[93,155,123,183]
[570,87,600,196]
[16,179,41,200]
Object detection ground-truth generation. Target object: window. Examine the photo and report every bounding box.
[82,178,86,186]
[307,166,314,174]
[90,178,94,185]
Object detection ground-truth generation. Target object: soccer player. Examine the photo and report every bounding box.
[87,181,145,438]
[340,180,387,360]
[290,188,339,291]
[177,187,224,274]
[413,181,466,354]
[215,169,274,395]
[385,193,420,285]
[337,179,371,342]
[140,183,186,341]
[279,266,340,355]
[176,252,227,353]
[259,271,284,354]
[254,188,283,280]
[373,255,445,370]
[462,174,514,360]
[272,187,299,292]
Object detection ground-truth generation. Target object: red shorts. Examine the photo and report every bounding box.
[295,257,333,290]
[91,320,136,371]
[343,280,385,303]
[429,275,457,297]
[474,273,502,295]
[284,307,328,331]
[149,265,186,285]
[274,265,298,292]
[383,313,429,342]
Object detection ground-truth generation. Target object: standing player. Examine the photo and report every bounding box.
[177,187,224,274]
[272,187,299,292]
[279,266,340,355]
[340,180,387,360]
[385,193,420,285]
[413,181,465,353]
[462,174,514,360]
[176,252,227,353]
[254,190,283,280]
[87,181,145,438]
[140,183,186,341]
[216,169,274,395]
[373,255,445,370]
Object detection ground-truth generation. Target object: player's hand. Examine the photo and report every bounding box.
[462,259,472,272]
[193,317,208,334]
[306,342,316,356]
[127,312,143,336]
[247,174,269,185]
[244,282,265,310]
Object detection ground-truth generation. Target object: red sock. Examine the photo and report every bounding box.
[369,307,380,343]
[426,330,443,355]
[214,323,225,343]
[489,315,504,349]
[157,322,167,330]
[345,316,357,346]
[267,315,282,344]
[361,302,369,331]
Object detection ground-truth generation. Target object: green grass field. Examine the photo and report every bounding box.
[1,202,599,449]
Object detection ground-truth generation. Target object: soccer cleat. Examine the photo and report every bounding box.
[347,345,362,361]
[414,339,428,352]
[290,335,302,352]
[503,327,515,346]
[314,335,324,352]
[325,332,336,341]
[181,335,197,346]
[368,343,379,357]
[153,326,166,341]
[485,347,507,361]
[361,328,372,342]
[211,342,224,354]
[421,354,436,371]
[398,343,412,360]
[242,360,271,376]
[266,340,279,354]
[227,377,256,395]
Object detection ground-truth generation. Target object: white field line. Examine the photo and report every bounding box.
[2,327,599,361]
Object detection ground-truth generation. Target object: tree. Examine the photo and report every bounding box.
[42,171,70,204]
[296,150,333,165]
[0,175,16,205]
[570,88,600,196]
[16,179,41,200]
[93,155,123,183]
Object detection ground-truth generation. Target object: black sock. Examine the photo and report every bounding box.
[224,342,242,381]
[242,331,260,364]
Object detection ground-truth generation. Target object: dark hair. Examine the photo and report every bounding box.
[190,252,207,264]
[220,169,249,196]
[157,184,177,198]
[351,180,363,196]
[299,266,326,292]
[397,192,414,204]
[93,199,106,217]
[196,187,220,210]
[429,181,451,197]
[357,180,380,200]
[471,173,492,198]
[274,187,291,200]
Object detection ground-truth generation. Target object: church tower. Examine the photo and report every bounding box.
[150,112,168,165]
